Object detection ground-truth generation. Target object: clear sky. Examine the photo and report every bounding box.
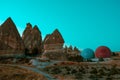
[0,0,120,51]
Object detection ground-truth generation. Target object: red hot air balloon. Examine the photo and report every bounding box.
[95,46,111,58]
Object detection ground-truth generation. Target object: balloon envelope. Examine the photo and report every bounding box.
[95,46,111,58]
[81,48,94,59]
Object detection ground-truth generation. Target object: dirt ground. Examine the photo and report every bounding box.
[0,56,120,80]
[0,65,47,80]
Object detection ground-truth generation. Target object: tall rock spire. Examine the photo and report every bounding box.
[0,17,20,38]
[44,29,64,44]
[22,23,33,50]
[22,23,42,54]
[32,25,42,52]
[43,29,64,51]
[42,29,66,60]
[0,17,24,50]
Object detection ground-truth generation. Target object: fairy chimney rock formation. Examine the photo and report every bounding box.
[0,17,24,52]
[22,23,42,53]
[42,29,66,60]
[32,25,42,52]
[22,23,32,49]
[43,29,65,52]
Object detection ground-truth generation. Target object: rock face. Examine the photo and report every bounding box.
[0,17,68,59]
[22,23,32,50]
[65,46,80,57]
[32,25,42,51]
[42,29,66,60]
[43,29,64,51]
[0,17,24,53]
[22,23,42,54]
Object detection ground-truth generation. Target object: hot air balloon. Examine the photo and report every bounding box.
[95,46,111,58]
[81,48,94,59]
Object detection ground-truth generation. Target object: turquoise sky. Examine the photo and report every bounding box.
[0,0,120,51]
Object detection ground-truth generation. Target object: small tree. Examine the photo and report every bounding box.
[69,45,73,50]
[64,45,68,53]
[74,47,80,53]
[24,48,29,56]
[99,57,104,61]
[68,55,83,62]
[32,47,38,56]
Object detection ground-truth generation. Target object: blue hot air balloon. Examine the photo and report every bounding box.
[80,48,94,59]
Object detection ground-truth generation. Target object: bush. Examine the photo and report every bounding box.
[68,55,83,62]
[32,48,39,56]
[75,72,83,79]
[90,68,97,74]
[99,58,104,61]
[52,67,61,74]
[24,48,29,56]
